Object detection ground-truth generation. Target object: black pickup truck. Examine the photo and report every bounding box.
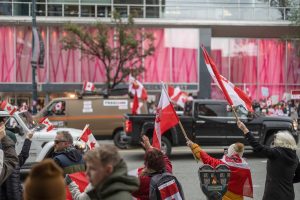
[123,99,299,155]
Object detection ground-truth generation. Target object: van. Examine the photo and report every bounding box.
[35,95,148,148]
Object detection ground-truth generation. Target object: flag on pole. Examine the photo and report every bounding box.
[201,46,253,112]
[83,81,95,92]
[80,125,98,149]
[153,85,179,149]
[39,117,54,132]
[132,92,139,115]
[1,101,17,116]
[167,86,188,108]
[129,75,148,101]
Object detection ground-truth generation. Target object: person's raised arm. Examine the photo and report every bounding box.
[237,120,278,158]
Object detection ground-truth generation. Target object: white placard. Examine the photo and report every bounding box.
[103,100,128,109]
[82,100,93,113]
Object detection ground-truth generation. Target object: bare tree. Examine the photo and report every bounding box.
[61,12,155,93]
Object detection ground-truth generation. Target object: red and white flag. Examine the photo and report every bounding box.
[132,92,139,115]
[168,86,188,108]
[153,86,179,149]
[80,125,98,150]
[39,117,54,132]
[158,179,183,200]
[201,46,253,112]
[65,171,89,200]
[129,75,148,101]
[1,101,17,116]
[83,81,95,92]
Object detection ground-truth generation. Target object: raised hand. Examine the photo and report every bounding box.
[237,120,249,134]
[140,135,152,151]
[26,131,34,140]
[0,125,6,140]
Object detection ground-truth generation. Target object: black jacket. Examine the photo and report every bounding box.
[245,132,299,200]
[0,138,31,200]
[52,146,85,175]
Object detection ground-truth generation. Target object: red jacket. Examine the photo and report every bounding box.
[199,151,253,198]
[132,154,172,200]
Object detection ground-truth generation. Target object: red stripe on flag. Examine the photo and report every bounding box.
[201,46,233,106]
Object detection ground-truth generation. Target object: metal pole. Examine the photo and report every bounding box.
[31,0,38,114]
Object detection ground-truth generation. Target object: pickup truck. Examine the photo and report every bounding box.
[123,99,299,155]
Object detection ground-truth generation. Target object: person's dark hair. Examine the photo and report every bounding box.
[144,148,165,172]
[57,131,73,144]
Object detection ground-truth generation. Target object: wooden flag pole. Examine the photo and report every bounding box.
[178,121,189,141]
[231,105,239,122]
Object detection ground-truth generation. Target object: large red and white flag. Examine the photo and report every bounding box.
[39,117,54,132]
[83,81,95,92]
[80,125,98,149]
[129,75,148,101]
[153,86,179,149]
[168,86,188,108]
[1,101,17,116]
[201,46,253,112]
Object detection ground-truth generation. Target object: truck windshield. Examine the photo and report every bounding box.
[18,111,38,130]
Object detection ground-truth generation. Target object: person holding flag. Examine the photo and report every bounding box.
[186,140,253,200]
[129,74,148,115]
[237,120,299,200]
[132,85,185,200]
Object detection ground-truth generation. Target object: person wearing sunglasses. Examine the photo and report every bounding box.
[52,131,85,175]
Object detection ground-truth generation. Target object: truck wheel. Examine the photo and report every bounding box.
[161,136,172,156]
[265,134,275,148]
[113,131,127,149]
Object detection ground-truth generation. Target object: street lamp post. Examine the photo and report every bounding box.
[31,0,38,114]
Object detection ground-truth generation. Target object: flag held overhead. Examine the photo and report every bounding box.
[201,46,253,113]
[152,85,179,149]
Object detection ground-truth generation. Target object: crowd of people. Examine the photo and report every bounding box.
[0,112,300,199]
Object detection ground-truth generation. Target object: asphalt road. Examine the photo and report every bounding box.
[115,144,300,200]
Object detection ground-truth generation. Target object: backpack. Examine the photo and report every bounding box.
[149,172,185,200]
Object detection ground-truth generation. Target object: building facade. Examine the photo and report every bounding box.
[0,0,300,106]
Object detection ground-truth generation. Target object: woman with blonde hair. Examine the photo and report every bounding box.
[237,120,299,200]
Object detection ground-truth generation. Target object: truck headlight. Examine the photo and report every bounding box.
[292,120,298,131]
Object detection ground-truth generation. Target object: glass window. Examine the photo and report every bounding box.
[48,5,63,16]
[287,41,300,84]
[195,104,225,117]
[229,39,258,84]
[36,4,46,16]
[81,5,95,17]
[13,3,29,16]
[146,0,159,5]
[115,6,128,17]
[64,5,79,16]
[130,6,143,17]
[146,6,159,18]
[257,39,285,84]
[97,6,111,17]
[0,3,12,16]
[114,0,143,4]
